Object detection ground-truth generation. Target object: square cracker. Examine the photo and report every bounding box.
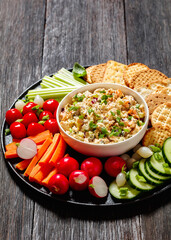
[103,60,128,85]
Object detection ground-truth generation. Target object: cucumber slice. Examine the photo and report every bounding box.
[139,159,163,185]
[109,181,140,199]
[145,161,171,181]
[129,168,155,191]
[162,137,171,166]
[149,152,171,176]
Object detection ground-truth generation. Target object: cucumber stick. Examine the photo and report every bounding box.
[109,181,140,199]
[139,159,163,185]
[162,137,171,166]
[149,152,171,176]
[129,168,155,191]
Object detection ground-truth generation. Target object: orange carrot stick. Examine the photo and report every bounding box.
[5,142,17,151]
[49,136,67,166]
[24,137,52,177]
[15,159,32,171]
[41,168,58,187]
[31,165,53,184]
[5,150,18,159]
[38,134,60,166]
[28,130,53,144]
[37,144,43,151]
[29,164,42,182]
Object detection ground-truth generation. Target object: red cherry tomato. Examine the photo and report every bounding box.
[48,174,69,195]
[10,122,27,139]
[27,122,45,136]
[39,110,54,121]
[81,157,103,178]
[22,112,38,127]
[69,170,89,191]
[57,157,79,177]
[43,99,59,113]
[104,157,126,177]
[5,108,23,125]
[44,119,59,134]
[22,102,38,115]
[53,109,57,119]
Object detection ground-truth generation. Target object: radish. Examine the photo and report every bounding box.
[69,170,89,191]
[48,174,69,195]
[17,138,37,159]
[57,157,79,177]
[104,156,126,177]
[80,157,103,178]
[88,176,108,198]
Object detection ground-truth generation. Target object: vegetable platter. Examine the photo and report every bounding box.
[1,65,171,207]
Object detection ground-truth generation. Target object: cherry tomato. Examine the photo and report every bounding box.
[39,110,54,121]
[104,156,126,177]
[69,170,89,191]
[5,108,23,125]
[10,122,27,139]
[48,174,69,195]
[53,109,57,119]
[43,99,59,113]
[44,119,59,134]
[22,112,38,127]
[81,157,103,178]
[57,157,79,177]
[22,102,38,115]
[27,122,45,136]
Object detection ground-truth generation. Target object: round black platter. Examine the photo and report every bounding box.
[1,71,171,208]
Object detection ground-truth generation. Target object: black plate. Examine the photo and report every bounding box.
[1,72,171,207]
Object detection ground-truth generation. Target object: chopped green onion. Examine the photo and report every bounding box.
[136,104,140,108]
[99,90,106,93]
[117,110,121,115]
[119,122,125,126]
[116,117,121,122]
[128,116,132,120]
[69,106,79,111]
[110,111,115,116]
[89,121,97,130]
[79,115,84,119]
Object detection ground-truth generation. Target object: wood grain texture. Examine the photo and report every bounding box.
[0,0,46,240]
[0,0,171,240]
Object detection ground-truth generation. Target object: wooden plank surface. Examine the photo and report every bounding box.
[0,0,171,240]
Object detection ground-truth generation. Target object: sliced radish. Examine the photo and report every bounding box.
[88,176,108,198]
[17,138,37,159]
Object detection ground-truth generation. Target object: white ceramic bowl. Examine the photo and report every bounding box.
[56,83,149,157]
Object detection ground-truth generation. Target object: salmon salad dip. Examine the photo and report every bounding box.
[59,88,145,144]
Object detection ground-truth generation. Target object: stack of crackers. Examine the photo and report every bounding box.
[84,60,171,146]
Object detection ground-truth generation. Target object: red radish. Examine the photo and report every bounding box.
[69,170,89,191]
[27,122,45,136]
[22,102,38,115]
[57,157,79,177]
[43,99,59,113]
[10,122,27,139]
[39,111,54,121]
[17,138,37,159]
[22,112,38,127]
[81,157,103,178]
[88,176,108,198]
[44,119,59,134]
[5,108,23,125]
[48,174,69,195]
[104,156,126,177]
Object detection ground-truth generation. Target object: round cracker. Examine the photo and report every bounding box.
[123,63,149,87]
[142,126,171,147]
[151,102,171,130]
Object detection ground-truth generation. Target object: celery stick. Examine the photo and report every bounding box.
[53,73,80,87]
[43,76,69,87]
[59,68,88,85]
[52,75,74,86]
[40,83,52,88]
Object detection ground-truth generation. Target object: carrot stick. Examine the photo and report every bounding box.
[49,136,67,166]
[24,138,52,177]
[5,150,18,159]
[31,165,53,184]
[5,142,17,151]
[28,130,53,144]
[37,144,43,151]
[29,164,42,182]
[15,159,32,171]
[38,134,60,166]
[41,168,58,187]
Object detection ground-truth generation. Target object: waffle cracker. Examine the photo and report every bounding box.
[151,102,171,130]
[84,64,106,84]
[123,63,149,87]
[146,88,171,120]
[130,69,168,89]
[103,60,128,85]
[142,126,171,147]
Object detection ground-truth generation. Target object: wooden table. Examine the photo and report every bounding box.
[0,0,171,239]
